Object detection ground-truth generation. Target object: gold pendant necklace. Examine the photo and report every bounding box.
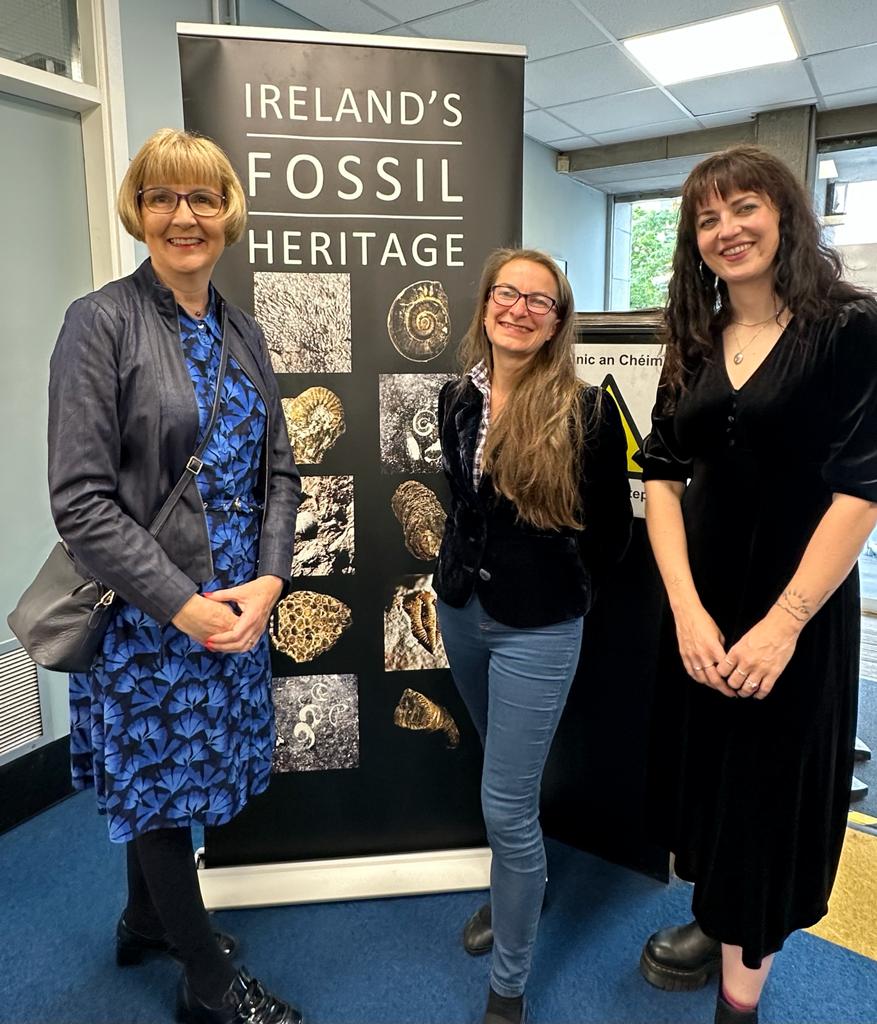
[732,306,783,365]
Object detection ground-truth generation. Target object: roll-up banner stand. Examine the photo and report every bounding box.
[177,24,525,908]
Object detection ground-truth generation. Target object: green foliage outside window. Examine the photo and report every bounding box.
[628,198,681,310]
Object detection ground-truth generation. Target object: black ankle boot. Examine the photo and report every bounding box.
[639,919,721,991]
[116,915,237,966]
[715,990,758,1024]
[463,902,493,956]
[176,967,303,1024]
[483,986,526,1024]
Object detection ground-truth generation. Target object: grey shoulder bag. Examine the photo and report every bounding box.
[8,331,229,673]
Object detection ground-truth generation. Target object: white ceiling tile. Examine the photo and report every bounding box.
[696,109,757,128]
[547,88,689,134]
[374,0,474,19]
[821,87,877,110]
[525,43,650,107]
[786,0,877,55]
[590,118,700,145]
[668,61,815,115]
[552,135,600,149]
[277,0,394,31]
[524,109,580,143]
[577,0,764,40]
[807,44,877,96]
[376,24,424,36]
[524,98,537,111]
[409,0,605,60]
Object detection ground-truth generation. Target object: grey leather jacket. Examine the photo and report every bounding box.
[47,259,300,625]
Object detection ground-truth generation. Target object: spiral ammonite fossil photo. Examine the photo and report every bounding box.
[273,674,358,772]
[387,280,451,362]
[270,591,352,663]
[384,574,448,671]
[393,688,459,748]
[391,480,445,560]
[282,387,345,465]
[379,373,454,474]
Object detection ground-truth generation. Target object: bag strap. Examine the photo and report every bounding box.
[147,315,230,539]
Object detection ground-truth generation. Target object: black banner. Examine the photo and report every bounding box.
[179,29,524,868]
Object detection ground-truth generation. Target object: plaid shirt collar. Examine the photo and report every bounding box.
[466,360,491,488]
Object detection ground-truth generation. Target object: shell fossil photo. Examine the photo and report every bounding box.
[270,591,352,663]
[379,373,454,474]
[391,480,445,560]
[292,475,354,576]
[272,674,359,772]
[387,280,451,362]
[384,574,448,671]
[393,687,460,748]
[282,386,345,465]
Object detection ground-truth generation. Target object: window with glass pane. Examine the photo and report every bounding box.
[609,195,680,311]
[814,138,877,607]
[0,0,80,81]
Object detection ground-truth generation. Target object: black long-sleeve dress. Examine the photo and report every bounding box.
[637,300,877,968]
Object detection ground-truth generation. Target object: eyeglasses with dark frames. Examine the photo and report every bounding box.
[488,284,558,316]
[137,188,227,218]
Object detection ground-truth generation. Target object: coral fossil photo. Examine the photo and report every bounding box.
[293,475,354,576]
[254,271,351,373]
[387,280,451,362]
[270,591,352,663]
[384,574,448,671]
[282,386,345,464]
[378,373,454,474]
[394,688,459,748]
[391,480,445,560]
[273,674,359,772]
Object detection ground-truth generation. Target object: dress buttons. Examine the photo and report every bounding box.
[478,568,492,581]
[198,322,206,330]
[727,414,735,423]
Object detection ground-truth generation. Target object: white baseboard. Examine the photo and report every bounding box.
[196,846,492,910]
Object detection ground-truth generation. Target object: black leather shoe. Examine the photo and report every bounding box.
[463,902,493,956]
[117,916,237,967]
[483,986,527,1024]
[639,919,721,991]
[715,990,758,1024]
[176,967,303,1024]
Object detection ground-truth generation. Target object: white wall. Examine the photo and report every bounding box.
[523,135,607,311]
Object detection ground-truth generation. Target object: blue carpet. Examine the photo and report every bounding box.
[1,790,876,1023]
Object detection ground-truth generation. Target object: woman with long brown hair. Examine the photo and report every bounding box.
[434,248,632,1023]
[636,144,877,1023]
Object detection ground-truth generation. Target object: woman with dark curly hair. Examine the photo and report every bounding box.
[635,144,877,1023]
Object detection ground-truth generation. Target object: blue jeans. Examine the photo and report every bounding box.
[437,595,583,997]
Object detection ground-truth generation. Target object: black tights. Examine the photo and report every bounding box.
[125,827,236,1005]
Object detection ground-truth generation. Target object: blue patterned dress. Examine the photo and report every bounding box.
[69,298,275,843]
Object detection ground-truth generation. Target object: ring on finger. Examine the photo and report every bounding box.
[694,665,704,671]
[746,679,760,690]
[734,667,748,677]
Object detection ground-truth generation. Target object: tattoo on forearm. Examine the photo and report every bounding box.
[775,587,830,623]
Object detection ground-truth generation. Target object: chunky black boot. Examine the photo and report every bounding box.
[176,967,303,1024]
[116,915,237,966]
[715,989,758,1024]
[639,919,721,991]
[463,902,493,956]
[483,986,526,1024]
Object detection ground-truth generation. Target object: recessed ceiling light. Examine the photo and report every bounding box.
[818,159,838,179]
[623,5,798,86]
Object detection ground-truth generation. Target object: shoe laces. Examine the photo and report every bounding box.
[232,974,291,1024]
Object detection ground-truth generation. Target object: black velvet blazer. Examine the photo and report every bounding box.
[433,378,632,628]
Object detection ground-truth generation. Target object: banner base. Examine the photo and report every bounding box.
[195,846,492,910]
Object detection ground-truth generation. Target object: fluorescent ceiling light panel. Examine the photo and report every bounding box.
[623,5,798,86]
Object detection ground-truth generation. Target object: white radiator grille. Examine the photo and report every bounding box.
[0,646,43,757]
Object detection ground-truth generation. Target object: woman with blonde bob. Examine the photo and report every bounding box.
[434,248,632,1023]
[49,129,302,1024]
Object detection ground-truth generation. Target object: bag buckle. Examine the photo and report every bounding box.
[186,455,204,475]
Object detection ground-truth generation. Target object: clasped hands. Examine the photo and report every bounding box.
[673,601,802,700]
[171,575,284,653]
